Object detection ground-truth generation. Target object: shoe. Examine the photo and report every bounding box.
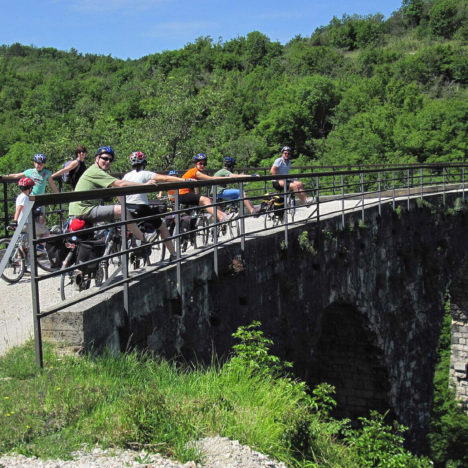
[36,244,47,256]
[73,271,83,291]
[168,253,177,263]
[221,212,235,223]
[252,206,261,218]
[143,231,159,244]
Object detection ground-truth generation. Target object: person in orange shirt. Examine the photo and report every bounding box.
[179,153,233,223]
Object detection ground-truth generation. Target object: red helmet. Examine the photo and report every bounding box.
[129,151,147,166]
[18,177,35,188]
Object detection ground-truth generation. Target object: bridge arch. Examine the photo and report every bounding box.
[306,302,393,420]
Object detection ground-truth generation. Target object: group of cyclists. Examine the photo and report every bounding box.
[4,144,309,283]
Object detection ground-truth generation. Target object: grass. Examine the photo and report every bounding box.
[0,328,432,467]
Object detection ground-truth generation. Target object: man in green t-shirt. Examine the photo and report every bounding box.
[69,146,158,244]
[212,157,258,215]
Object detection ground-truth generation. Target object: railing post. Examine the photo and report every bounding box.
[443,167,446,206]
[213,186,218,276]
[121,196,129,321]
[406,169,411,210]
[378,171,381,216]
[341,174,345,229]
[3,180,8,237]
[175,190,181,296]
[316,176,320,224]
[420,168,423,200]
[392,171,396,210]
[463,168,466,202]
[283,177,289,249]
[360,172,364,222]
[239,181,245,252]
[28,203,43,368]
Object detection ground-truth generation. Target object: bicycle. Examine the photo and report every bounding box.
[0,227,56,283]
[262,190,296,230]
[59,235,106,300]
[206,200,239,242]
[160,202,211,259]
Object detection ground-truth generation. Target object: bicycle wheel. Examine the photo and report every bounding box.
[194,214,209,248]
[287,195,296,223]
[60,269,91,301]
[0,238,26,283]
[228,216,240,239]
[36,247,55,272]
[263,206,281,230]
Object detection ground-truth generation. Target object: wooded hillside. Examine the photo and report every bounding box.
[0,0,466,174]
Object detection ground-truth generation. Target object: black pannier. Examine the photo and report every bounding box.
[75,239,106,274]
[45,238,68,269]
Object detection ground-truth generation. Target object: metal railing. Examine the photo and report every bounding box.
[1,163,466,367]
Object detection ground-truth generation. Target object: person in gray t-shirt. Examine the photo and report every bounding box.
[270,146,307,204]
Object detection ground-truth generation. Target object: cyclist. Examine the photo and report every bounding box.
[68,146,159,245]
[7,153,59,226]
[212,157,259,215]
[270,146,307,205]
[122,151,186,260]
[51,145,87,189]
[10,177,50,257]
[179,153,234,223]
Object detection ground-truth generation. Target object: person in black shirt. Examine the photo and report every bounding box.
[52,145,87,189]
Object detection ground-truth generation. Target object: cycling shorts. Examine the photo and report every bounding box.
[82,205,116,223]
[272,179,295,191]
[127,204,162,229]
[179,192,202,206]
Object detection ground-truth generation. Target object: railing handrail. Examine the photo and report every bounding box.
[26,162,468,207]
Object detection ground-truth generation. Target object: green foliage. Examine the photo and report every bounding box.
[428,303,468,467]
[228,321,292,377]
[298,230,317,255]
[0,4,466,175]
[343,411,432,467]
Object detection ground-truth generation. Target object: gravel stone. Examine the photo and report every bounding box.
[0,437,287,468]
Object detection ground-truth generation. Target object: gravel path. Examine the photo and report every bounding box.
[0,437,287,467]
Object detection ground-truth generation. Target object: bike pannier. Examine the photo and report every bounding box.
[75,239,106,274]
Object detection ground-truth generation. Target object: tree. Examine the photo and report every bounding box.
[429,0,460,38]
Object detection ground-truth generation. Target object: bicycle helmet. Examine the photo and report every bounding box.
[33,153,47,164]
[281,146,292,153]
[94,146,115,159]
[224,156,236,166]
[129,151,147,166]
[193,153,207,162]
[168,170,178,176]
[18,177,35,188]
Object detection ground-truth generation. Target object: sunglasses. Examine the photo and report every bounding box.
[100,156,113,162]
[196,161,207,166]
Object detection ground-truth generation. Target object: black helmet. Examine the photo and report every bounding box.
[281,146,292,153]
[193,153,207,162]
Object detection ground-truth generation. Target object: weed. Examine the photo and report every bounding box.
[298,231,317,255]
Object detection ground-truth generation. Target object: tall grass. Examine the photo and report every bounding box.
[0,325,432,467]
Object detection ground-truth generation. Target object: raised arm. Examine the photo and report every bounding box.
[51,160,79,179]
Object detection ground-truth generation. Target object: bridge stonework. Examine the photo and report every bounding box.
[43,194,468,451]
[448,259,468,411]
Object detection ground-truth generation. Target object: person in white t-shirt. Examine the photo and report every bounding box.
[10,177,50,257]
[122,151,186,261]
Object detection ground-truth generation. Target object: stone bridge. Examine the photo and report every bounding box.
[43,191,468,451]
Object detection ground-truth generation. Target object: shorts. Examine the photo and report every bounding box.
[218,189,240,201]
[127,204,162,229]
[82,205,116,223]
[179,192,202,206]
[272,179,295,192]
